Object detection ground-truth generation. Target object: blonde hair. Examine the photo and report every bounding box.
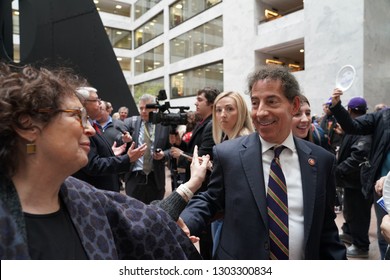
[212,91,254,144]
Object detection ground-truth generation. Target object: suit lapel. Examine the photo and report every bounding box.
[294,138,318,248]
[134,117,142,145]
[239,133,268,228]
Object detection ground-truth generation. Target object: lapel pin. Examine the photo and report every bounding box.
[308,158,316,166]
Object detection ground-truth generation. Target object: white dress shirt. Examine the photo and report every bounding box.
[260,132,305,259]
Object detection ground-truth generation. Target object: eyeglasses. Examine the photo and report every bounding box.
[38,107,89,129]
[85,98,101,103]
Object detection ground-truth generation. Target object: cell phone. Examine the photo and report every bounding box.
[115,126,126,134]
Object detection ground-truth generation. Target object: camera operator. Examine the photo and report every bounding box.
[121,94,171,204]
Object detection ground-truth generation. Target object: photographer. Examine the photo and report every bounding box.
[121,94,171,204]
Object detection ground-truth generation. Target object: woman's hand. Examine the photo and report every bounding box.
[177,217,200,243]
[186,145,210,193]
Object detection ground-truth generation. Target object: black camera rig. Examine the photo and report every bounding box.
[146,90,189,130]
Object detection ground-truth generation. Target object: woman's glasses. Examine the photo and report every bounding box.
[38,107,89,129]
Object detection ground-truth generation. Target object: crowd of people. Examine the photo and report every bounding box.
[1,61,389,260]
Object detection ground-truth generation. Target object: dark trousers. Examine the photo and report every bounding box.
[341,187,372,250]
[125,171,164,204]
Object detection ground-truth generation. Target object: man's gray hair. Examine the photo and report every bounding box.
[140,93,156,103]
[76,86,97,101]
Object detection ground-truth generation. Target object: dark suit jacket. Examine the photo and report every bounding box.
[73,132,131,192]
[100,119,126,147]
[179,115,215,191]
[181,132,346,260]
[123,116,170,192]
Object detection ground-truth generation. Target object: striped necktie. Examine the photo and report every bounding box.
[267,145,289,260]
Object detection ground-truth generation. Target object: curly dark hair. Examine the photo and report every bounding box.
[247,65,301,101]
[0,62,83,178]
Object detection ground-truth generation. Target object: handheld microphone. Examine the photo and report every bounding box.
[115,126,126,134]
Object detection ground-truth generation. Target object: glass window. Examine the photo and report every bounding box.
[105,27,131,49]
[170,17,222,63]
[135,12,163,48]
[95,1,131,17]
[13,10,19,34]
[259,1,303,23]
[134,0,162,20]
[134,44,164,75]
[117,57,131,72]
[133,77,164,105]
[169,0,222,28]
[170,61,223,98]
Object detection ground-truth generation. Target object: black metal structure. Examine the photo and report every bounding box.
[0,0,138,116]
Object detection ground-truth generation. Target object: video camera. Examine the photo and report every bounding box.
[146,90,189,129]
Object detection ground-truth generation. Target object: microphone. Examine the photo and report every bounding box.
[115,126,126,134]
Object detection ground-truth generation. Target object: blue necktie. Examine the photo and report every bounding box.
[267,146,289,260]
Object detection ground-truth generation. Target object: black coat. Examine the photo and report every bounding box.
[335,133,371,189]
[331,103,390,197]
[73,132,131,192]
[178,115,215,191]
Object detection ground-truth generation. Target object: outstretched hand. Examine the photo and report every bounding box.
[112,141,126,156]
[186,145,210,193]
[127,142,147,163]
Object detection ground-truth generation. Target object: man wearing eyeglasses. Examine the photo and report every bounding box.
[73,87,146,192]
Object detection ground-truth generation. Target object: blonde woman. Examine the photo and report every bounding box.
[212,91,254,144]
[211,91,254,255]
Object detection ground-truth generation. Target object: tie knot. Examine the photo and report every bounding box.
[273,146,285,159]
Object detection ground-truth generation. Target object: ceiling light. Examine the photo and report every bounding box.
[93,0,99,4]
[288,63,300,68]
[116,5,122,9]
[265,59,283,65]
[176,4,183,9]
[117,57,123,61]
[265,9,280,19]
[300,49,305,53]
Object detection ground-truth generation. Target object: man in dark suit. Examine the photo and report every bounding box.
[170,87,220,192]
[73,87,146,192]
[170,87,219,260]
[123,94,171,204]
[180,66,346,260]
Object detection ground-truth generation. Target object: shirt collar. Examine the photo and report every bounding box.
[260,131,295,154]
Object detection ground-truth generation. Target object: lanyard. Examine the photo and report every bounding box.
[144,122,155,142]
